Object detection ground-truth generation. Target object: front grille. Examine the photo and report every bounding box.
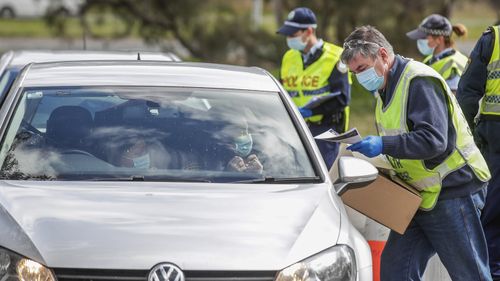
[54,268,148,281]
[53,268,277,281]
[184,271,276,281]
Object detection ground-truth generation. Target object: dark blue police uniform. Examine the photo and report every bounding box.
[457,26,500,280]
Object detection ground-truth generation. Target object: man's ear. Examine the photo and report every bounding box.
[379,47,389,63]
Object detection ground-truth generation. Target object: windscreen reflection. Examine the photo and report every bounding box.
[0,87,316,182]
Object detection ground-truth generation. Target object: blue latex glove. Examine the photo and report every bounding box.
[347,136,383,158]
[298,107,313,118]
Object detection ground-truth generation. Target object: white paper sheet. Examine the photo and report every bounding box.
[314,128,362,144]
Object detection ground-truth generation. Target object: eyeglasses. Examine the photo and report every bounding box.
[343,39,380,50]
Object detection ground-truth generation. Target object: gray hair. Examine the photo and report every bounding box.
[341,25,394,64]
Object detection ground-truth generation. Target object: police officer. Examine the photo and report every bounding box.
[342,25,492,281]
[457,25,500,280]
[407,14,468,93]
[277,7,350,169]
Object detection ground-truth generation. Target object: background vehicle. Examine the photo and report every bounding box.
[0,50,181,108]
[0,0,83,18]
[0,61,373,281]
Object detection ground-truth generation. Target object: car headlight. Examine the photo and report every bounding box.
[0,247,55,281]
[275,245,356,281]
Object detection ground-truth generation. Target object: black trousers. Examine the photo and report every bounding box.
[476,119,500,280]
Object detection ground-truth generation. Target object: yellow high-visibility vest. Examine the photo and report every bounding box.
[480,25,500,115]
[423,50,468,81]
[280,42,349,130]
[375,60,490,210]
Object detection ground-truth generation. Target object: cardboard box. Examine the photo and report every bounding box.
[329,144,422,234]
[340,173,422,234]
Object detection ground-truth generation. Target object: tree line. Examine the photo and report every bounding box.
[46,0,500,68]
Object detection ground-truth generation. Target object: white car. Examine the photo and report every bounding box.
[0,50,181,107]
[0,60,373,281]
[0,0,83,18]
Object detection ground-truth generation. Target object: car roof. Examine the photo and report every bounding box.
[20,61,280,92]
[2,50,181,68]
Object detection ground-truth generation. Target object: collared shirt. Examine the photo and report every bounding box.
[379,55,402,105]
[424,48,456,66]
[302,39,324,65]
[433,47,454,61]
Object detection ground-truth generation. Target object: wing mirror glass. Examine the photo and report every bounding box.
[334,156,378,195]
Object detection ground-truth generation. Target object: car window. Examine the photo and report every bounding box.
[0,68,20,102]
[0,87,316,182]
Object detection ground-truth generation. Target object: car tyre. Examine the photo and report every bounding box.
[0,7,15,18]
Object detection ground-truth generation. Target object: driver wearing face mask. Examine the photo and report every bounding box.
[120,137,151,169]
[277,7,351,170]
[117,135,170,170]
[406,14,468,94]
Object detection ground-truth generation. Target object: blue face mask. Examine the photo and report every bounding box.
[287,36,307,51]
[234,134,253,157]
[356,65,384,93]
[417,39,435,56]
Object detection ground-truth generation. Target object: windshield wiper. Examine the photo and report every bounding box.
[235,176,321,183]
[85,175,211,182]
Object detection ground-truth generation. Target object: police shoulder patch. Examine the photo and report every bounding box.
[337,61,348,73]
[483,27,493,35]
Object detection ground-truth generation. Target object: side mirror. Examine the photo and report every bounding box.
[334,156,378,196]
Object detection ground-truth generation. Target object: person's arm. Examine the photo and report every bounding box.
[457,30,494,129]
[311,61,350,115]
[382,77,449,160]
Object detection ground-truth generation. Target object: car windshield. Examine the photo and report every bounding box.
[0,87,316,182]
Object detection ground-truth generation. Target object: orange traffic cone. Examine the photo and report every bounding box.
[363,217,389,281]
[368,240,386,281]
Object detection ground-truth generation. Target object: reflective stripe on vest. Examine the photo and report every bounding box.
[423,51,468,80]
[481,25,500,115]
[375,60,491,210]
[280,42,343,123]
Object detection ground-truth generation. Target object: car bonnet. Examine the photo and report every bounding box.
[0,180,341,271]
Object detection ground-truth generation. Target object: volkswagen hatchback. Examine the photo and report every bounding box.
[0,61,373,281]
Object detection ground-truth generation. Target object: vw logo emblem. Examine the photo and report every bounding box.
[148,263,185,281]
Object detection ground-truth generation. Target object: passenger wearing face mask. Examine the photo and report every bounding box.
[277,7,350,169]
[407,14,468,94]
[342,25,491,281]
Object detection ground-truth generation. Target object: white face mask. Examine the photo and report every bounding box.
[287,36,307,51]
[132,153,150,169]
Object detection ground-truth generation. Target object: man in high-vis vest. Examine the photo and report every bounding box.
[342,25,492,281]
[457,25,500,280]
[277,7,350,169]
